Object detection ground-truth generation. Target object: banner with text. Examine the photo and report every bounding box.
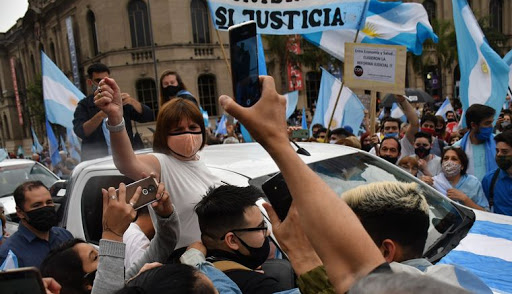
[344,43,406,94]
[207,0,368,34]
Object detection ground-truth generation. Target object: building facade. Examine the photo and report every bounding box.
[0,0,510,153]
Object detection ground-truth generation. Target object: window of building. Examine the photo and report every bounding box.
[191,0,211,44]
[50,42,57,65]
[198,74,217,116]
[136,78,158,119]
[87,10,99,56]
[128,0,151,48]
[423,0,436,21]
[305,71,321,109]
[30,54,36,77]
[489,0,503,32]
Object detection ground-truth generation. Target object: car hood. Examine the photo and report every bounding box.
[439,209,512,293]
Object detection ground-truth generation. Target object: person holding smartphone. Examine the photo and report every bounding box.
[41,182,178,294]
[94,78,221,250]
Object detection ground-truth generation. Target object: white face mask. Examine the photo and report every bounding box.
[442,160,462,177]
[167,131,203,159]
[329,140,337,144]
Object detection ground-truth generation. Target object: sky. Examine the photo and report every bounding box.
[0,0,29,33]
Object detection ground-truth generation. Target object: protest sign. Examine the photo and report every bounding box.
[207,0,368,34]
[344,43,406,94]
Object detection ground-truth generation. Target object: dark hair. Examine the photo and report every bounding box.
[329,127,351,138]
[445,110,455,117]
[441,147,469,175]
[119,264,215,294]
[420,114,437,127]
[13,181,47,210]
[159,70,188,106]
[495,129,512,148]
[380,137,401,154]
[41,238,90,294]
[87,63,110,79]
[314,127,327,139]
[195,185,262,242]
[153,98,206,155]
[465,104,495,129]
[414,132,432,144]
[381,117,402,131]
[312,123,323,131]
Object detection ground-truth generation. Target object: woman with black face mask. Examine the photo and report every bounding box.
[159,71,198,107]
[41,182,179,294]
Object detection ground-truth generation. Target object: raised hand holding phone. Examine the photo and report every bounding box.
[229,21,261,107]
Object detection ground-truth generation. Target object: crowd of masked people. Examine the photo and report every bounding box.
[0,63,509,293]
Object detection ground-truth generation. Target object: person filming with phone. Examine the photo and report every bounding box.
[94,77,221,251]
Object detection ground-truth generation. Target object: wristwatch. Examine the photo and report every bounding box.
[105,118,125,133]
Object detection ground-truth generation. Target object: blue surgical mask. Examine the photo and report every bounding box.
[476,127,493,141]
[384,132,399,138]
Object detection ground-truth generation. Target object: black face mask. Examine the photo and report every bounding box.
[233,235,270,269]
[381,155,398,165]
[496,155,512,171]
[362,144,373,152]
[162,85,181,101]
[24,206,58,232]
[414,146,431,159]
[447,118,456,123]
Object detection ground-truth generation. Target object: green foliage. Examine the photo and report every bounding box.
[26,74,45,130]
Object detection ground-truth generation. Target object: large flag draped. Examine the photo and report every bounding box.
[311,68,365,132]
[503,49,512,94]
[303,0,438,61]
[42,51,85,130]
[452,0,509,127]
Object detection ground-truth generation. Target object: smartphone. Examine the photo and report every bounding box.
[0,267,46,294]
[261,173,292,221]
[291,129,309,140]
[116,176,159,210]
[229,21,261,107]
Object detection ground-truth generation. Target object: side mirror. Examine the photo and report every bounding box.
[50,180,67,198]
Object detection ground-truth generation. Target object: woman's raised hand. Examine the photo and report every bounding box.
[94,77,124,121]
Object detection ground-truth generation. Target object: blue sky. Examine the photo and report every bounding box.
[0,0,29,33]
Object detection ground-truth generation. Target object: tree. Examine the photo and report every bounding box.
[26,74,46,141]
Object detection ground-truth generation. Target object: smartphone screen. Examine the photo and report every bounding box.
[116,176,159,210]
[229,21,261,107]
[0,267,46,294]
[261,173,292,221]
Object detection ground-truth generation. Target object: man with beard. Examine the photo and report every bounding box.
[0,181,73,268]
[195,184,297,294]
[378,137,401,165]
[453,104,497,181]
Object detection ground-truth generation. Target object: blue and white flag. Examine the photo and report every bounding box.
[311,68,365,132]
[66,128,81,162]
[301,107,308,130]
[0,148,7,162]
[435,98,454,119]
[207,0,368,34]
[215,114,227,136]
[257,34,267,76]
[202,110,210,128]
[285,91,299,119]
[16,146,24,158]
[46,120,61,167]
[240,124,253,143]
[42,51,85,130]
[390,102,406,122]
[303,0,438,61]
[31,127,43,154]
[503,49,512,94]
[0,250,18,270]
[452,0,509,127]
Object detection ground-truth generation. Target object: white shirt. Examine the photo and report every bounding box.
[123,223,150,268]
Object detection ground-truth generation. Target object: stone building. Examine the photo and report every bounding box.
[0,0,510,153]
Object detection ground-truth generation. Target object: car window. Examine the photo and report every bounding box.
[0,163,58,197]
[249,152,471,260]
[81,175,134,244]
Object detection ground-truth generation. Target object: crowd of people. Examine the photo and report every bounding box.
[0,63,511,293]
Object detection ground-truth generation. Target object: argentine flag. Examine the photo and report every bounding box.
[311,68,365,132]
[503,50,512,94]
[46,120,61,167]
[285,91,299,119]
[390,102,406,122]
[42,51,85,129]
[452,0,509,127]
[303,0,438,61]
[435,98,454,119]
[31,127,43,154]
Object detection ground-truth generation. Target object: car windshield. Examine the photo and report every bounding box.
[250,152,472,260]
[0,162,59,197]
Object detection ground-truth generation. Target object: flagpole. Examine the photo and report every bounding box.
[324,0,370,142]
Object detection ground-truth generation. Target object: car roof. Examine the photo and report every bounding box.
[71,142,359,180]
[0,159,38,167]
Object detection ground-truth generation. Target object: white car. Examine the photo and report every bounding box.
[58,143,512,293]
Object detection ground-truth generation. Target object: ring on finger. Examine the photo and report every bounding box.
[110,195,117,200]
[129,202,135,207]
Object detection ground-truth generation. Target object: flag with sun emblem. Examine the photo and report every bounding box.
[302,0,438,61]
[42,51,86,129]
[311,68,365,132]
[452,0,509,127]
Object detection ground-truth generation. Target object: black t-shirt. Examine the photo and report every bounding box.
[226,269,286,294]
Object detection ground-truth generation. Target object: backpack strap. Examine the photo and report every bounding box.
[213,260,251,272]
[489,169,501,210]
